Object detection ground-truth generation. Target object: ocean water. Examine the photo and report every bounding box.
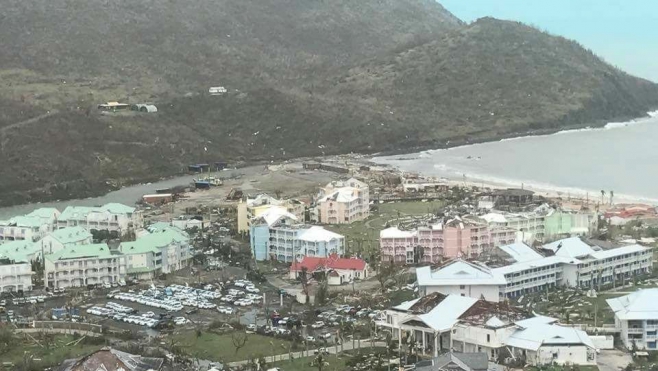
[373,111,658,204]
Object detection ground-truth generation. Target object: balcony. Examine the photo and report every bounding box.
[628,327,644,334]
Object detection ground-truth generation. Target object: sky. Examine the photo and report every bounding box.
[440,0,658,82]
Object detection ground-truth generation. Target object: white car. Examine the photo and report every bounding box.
[305,336,315,342]
[311,321,325,329]
[245,286,260,293]
[142,311,155,318]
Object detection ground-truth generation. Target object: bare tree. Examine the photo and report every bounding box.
[232,332,248,355]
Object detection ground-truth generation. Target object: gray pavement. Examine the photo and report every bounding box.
[597,349,632,371]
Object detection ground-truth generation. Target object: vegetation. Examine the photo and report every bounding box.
[0,1,656,206]
[172,331,292,363]
[0,332,102,369]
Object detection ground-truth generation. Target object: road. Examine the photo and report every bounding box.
[266,273,385,294]
[597,349,632,371]
[227,339,387,367]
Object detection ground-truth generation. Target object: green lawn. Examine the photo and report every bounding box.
[269,355,349,371]
[174,331,293,363]
[2,334,101,368]
[325,200,446,259]
[527,366,598,371]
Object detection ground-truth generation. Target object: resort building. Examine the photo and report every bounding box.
[377,292,597,365]
[0,240,41,263]
[237,194,305,233]
[289,255,368,285]
[120,226,191,280]
[56,203,142,234]
[38,226,93,256]
[380,218,517,264]
[0,208,60,243]
[250,207,344,262]
[418,238,653,301]
[416,260,507,302]
[474,206,597,243]
[44,243,127,289]
[607,289,658,350]
[316,178,369,224]
[0,243,35,292]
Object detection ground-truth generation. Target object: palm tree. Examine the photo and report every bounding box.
[610,190,614,205]
[600,190,606,205]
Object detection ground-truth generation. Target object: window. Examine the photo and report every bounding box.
[487,334,490,342]
[460,285,466,289]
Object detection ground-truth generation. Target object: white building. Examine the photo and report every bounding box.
[607,289,658,350]
[289,255,369,285]
[121,225,192,280]
[250,208,345,262]
[0,208,60,243]
[38,226,93,256]
[416,260,507,302]
[377,292,596,365]
[57,203,142,234]
[0,242,36,292]
[44,243,127,289]
[418,238,653,301]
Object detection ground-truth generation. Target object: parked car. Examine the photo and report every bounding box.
[311,321,325,329]
[305,336,316,342]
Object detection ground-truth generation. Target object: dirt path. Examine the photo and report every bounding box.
[0,109,59,148]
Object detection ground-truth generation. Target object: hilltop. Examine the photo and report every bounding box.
[0,3,657,205]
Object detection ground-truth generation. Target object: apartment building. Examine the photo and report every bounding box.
[475,207,597,243]
[380,219,517,264]
[45,243,126,289]
[607,289,658,350]
[317,178,369,224]
[416,260,507,302]
[0,208,60,243]
[38,226,93,256]
[418,238,653,301]
[57,203,142,234]
[377,292,596,365]
[0,245,35,292]
[237,194,305,233]
[0,240,41,263]
[543,237,653,289]
[250,208,344,262]
[124,226,191,278]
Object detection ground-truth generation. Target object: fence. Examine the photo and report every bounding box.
[31,321,103,334]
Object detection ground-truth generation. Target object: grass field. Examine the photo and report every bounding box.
[325,200,446,258]
[269,355,349,371]
[174,331,293,363]
[2,334,101,368]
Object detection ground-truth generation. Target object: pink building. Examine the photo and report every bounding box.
[379,219,517,264]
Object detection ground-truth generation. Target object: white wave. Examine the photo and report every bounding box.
[553,126,594,135]
[647,110,658,118]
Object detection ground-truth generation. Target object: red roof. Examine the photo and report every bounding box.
[290,254,367,272]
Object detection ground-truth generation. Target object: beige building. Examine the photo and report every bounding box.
[237,194,305,233]
[45,244,126,289]
[317,178,369,224]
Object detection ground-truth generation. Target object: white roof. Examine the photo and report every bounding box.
[394,298,421,311]
[318,187,359,203]
[380,227,417,239]
[492,255,578,275]
[543,237,596,258]
[506,323,595,351]
[590,244,650,260]
[515,315,558,328]
[417,295,478,331]
[606,289,658,320]
[256,206,297,227]
[481,213,507,223]
[485,316,506,328]
[416,260,507,286]
[298,226,343,242]
[498,243,543,263]
[247,194,282,207]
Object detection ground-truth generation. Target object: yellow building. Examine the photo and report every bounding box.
[237,194,305,233]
